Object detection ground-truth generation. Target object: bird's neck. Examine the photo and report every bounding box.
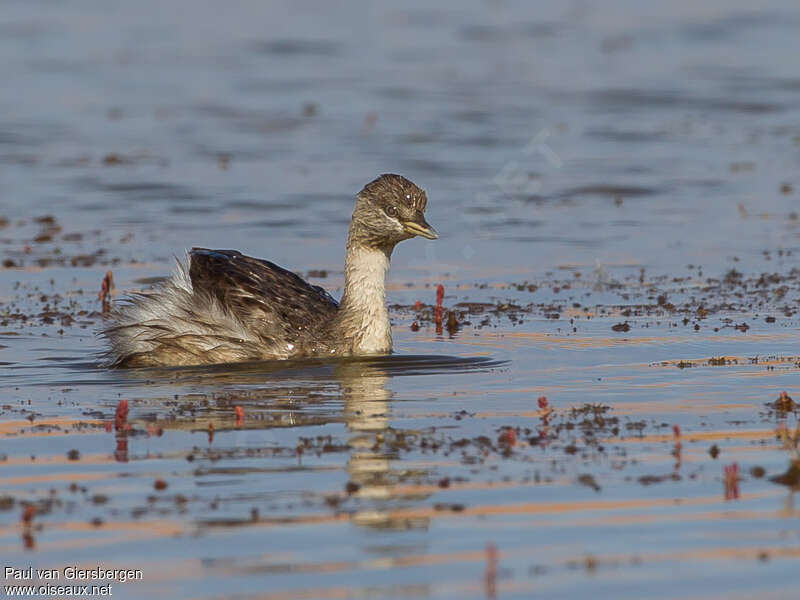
[337,241,393,354]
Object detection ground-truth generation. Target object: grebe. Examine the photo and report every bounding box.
[102,174,437,367]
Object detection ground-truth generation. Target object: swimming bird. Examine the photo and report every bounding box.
[101,174,437,367]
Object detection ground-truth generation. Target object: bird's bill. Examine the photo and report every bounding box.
[402,218,438,240]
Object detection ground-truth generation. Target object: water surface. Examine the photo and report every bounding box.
[2,1,800,599]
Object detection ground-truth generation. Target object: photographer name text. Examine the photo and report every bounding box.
[5,567,142,584]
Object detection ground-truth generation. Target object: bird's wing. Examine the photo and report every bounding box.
[188,248,338,341]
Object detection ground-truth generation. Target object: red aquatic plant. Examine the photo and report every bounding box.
[672,425,682,471]
[98,270,115,314]
[724,463,740,500]
[21,505,38,549]
[114,399,129,432]
[22,530,36,551]
[112,401,130,461]
[435,284,444,334]
[485,543,498,600]
[21,504,36,525]
[533,396,552,445]
[114,437,128,463]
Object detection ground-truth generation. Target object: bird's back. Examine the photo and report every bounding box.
[188,247,339,348]
[102,249,339,367]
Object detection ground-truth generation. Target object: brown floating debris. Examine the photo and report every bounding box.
[497,427,516,447]
[774,391,795,411]
[776,423,800,449]
[153,479,168,491]
[446,310,459,335]
[578,473,602,492]
[103,153,127,166]
[770,460,800,489]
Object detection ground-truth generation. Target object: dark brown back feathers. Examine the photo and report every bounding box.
[189,248,338,345]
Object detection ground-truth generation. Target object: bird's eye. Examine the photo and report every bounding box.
[385,205,398,217]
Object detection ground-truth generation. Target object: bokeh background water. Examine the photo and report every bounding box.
[2,1,800,599]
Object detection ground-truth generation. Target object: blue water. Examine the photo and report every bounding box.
[2,1,800,599]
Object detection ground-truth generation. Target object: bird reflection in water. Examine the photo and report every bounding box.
[105,355,501,530]
[336,361,431,531]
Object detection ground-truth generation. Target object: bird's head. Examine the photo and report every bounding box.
[350,174,437,250]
